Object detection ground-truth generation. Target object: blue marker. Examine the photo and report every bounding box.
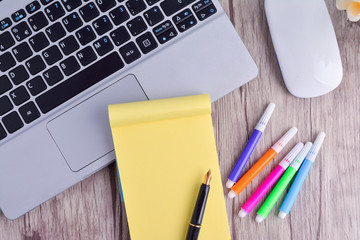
[226,103,276,188]
[278,132,326,219]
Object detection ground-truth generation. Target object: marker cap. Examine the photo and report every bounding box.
[228,190,236,199]
[238,208,247,218]
[279,142,304,169]
[226,180,235,189]
[255,103,276,132]
[278,210,287,219]
[290,142,313,170]
[306,132,326,162]
[272,127,298,153]
[255,214,265,223]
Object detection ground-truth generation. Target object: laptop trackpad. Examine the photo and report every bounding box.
[47,75,148,172]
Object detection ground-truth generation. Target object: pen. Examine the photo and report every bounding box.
[254,142,312,222]
[226,103,275,188]
[278,132,326,219]
[239,142,304,217]
[228,127,298,198]
[186,169,212,240]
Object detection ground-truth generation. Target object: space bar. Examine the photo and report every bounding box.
[36,52,124,114]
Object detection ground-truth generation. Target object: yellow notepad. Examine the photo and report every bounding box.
[108,94,230,240]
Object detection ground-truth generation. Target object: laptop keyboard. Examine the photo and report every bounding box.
[0,0,217,141]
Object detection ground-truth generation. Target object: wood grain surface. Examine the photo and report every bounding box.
[1,0,360,239]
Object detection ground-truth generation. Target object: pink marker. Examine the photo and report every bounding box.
[238,142,304,217]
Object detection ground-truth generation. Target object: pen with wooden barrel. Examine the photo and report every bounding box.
[186,169,212,240]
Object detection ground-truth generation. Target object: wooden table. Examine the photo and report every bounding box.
[1,0,359,239]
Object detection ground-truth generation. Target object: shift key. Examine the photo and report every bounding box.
[160,0,195,16]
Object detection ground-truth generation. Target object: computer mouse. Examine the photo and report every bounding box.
[265,0,343,98]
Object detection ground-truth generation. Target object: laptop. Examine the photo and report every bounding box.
[0,0,258,219]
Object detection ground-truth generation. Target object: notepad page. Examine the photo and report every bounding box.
[109,95,230,240]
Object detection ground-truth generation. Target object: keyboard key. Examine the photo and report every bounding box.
[0,75,12,95]
[79,2,100,22]
[0,52,16,72]
[156,27,177,44]
[26,76,47,95]
[12,9,27,23]
[160,0,195,16]
[93,36,114,56]
[76,46,97,66]
[0,124,6,140]
[40,0,54,5]
[93,16,113,35]
[60,56,80,76]
[28,12,49,31]
[0,96,13,116]
[110,26,130,46]
[0,32,15,52]
[153,20,173,36]
[59,35,79,55]
[62,12,83,32]
[61,0,82,11]
[11,22,32,41]
[136,32,157,54]
[29,32,50,52]
[12,42,33,62]
[127,16,147,36]
[144,6,164,26]
[192,0,212,12]
[109,6,130,26]
[126,0,146,16]
[43,45,63,65]
[195,4,216,21]
[43,66,64,85]
[25,55,46,75]
[36,52,124,113]
[173,8,192,24]
[9,86,30,106]
[95,0,116,12]
[26,1,41,14]
[9,65,29,85]
[76,26,96,45]
[176,15,197,32]
[145,0,160,5]
[2,111,24,134]
[45,2,65,21]
[45,22,66,42]
[0,18,12,31]
[119,41,141,64]
[19,101,41,124]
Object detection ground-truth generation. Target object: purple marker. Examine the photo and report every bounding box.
[226,103,276,189]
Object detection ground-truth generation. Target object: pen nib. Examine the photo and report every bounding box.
[204,169,212,185]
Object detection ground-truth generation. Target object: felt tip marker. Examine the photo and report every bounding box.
[278,132,326,220]
[254,142,312,223]
[228,127,298,198]
[239,142,304,218]
[226,103,276,188]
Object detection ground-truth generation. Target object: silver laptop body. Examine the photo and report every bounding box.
[0,0,257,219]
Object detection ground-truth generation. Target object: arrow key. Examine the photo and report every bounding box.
[172,8,193,25]
[195,4,216,21]
[156,27,177,44]
[176,15,197,33]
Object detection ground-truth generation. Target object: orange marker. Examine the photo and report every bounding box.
[228,127,298,198]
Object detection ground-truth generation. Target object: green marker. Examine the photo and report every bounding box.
[255,142,313,223]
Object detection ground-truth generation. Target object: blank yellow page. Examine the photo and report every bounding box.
[108,95,230,240]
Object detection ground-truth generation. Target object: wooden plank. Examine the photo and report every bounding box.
[1,0,360,239]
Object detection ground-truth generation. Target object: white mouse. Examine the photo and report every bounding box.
[265,0,343,98]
